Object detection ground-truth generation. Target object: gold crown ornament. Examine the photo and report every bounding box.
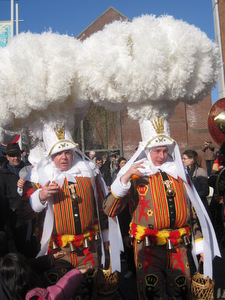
[54,125,65,140]
[151,116,164,134]
[141,116,175,150]
[42,123,78,156]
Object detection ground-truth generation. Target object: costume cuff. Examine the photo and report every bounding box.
[29,189,48,212]
[194,239,204,255]
[102,229,109,242]
[111,177,131,198]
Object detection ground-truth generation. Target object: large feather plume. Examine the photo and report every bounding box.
[77,15,220,121]
[0,15,220,144]
[0,31,90,144]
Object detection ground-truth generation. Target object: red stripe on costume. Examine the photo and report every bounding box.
[59,183,67,232]
[171,176,188,228]
[150,173,170,229]
[137,184,150,223]
[54,190,64,234]
[76,177,90,231]
[151,174,165,228]
[70,252,78,268]
[158,173,168,227]
[76,177,95,232]
[108,198,120,217]
[83,248,95,267]
[53,178,76,235]
[62,179,75,234]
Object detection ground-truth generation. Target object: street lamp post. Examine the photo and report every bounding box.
[11,0,14,37]
[212,0,225,99]
[15,2,19,35]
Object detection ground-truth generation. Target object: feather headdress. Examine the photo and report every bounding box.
[0,15,220,147]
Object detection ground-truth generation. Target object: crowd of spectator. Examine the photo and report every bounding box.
[0,140,225,299]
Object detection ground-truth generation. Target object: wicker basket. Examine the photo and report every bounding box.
[96,267,118,299]
[95,247,118,299]
[191,262,215,300]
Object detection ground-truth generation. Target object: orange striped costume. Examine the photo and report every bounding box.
[52,177,97,236]
[47,177,107,269]
[44,176,108,275]
[104,173,202,300]
[22,175,108,284]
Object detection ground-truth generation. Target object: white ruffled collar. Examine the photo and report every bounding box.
[51,160,99,187]
[25,156,100,187]
[140,159,178,179]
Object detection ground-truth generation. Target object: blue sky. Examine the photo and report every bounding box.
[0,0,219,103]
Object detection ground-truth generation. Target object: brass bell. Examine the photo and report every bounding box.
[72,194,77,200]
[183,235,190,246]
[52,241,58,250]
[129,237,134,246]
[166,188,176,197]
[83,238,89,248]
[69,242,75,252]
[94,232,100,241]
[166,238,173,250]
[144,236,151,247]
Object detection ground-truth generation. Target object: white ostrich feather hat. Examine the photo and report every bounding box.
[43,123,78,156]
[139,116,176,152]
[118,115,187,184]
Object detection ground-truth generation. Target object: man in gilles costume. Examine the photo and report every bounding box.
[103,117,220,300]
[24,123,111,299]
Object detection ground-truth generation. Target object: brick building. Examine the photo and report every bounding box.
[76,7,217,167]
[214,0,225,100]
[217,0,225,70]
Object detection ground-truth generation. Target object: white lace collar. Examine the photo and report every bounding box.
[25,156,99,187]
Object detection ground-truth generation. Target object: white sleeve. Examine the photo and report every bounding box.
[111,177,131,198]
[29,189,48,212]
[195,239,204,255]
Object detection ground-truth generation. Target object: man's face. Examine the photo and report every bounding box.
[6,153,21,167]
[89,153,94,159]
[150,146,168,166]
[52,150,73,171]
[96,160,102,168]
